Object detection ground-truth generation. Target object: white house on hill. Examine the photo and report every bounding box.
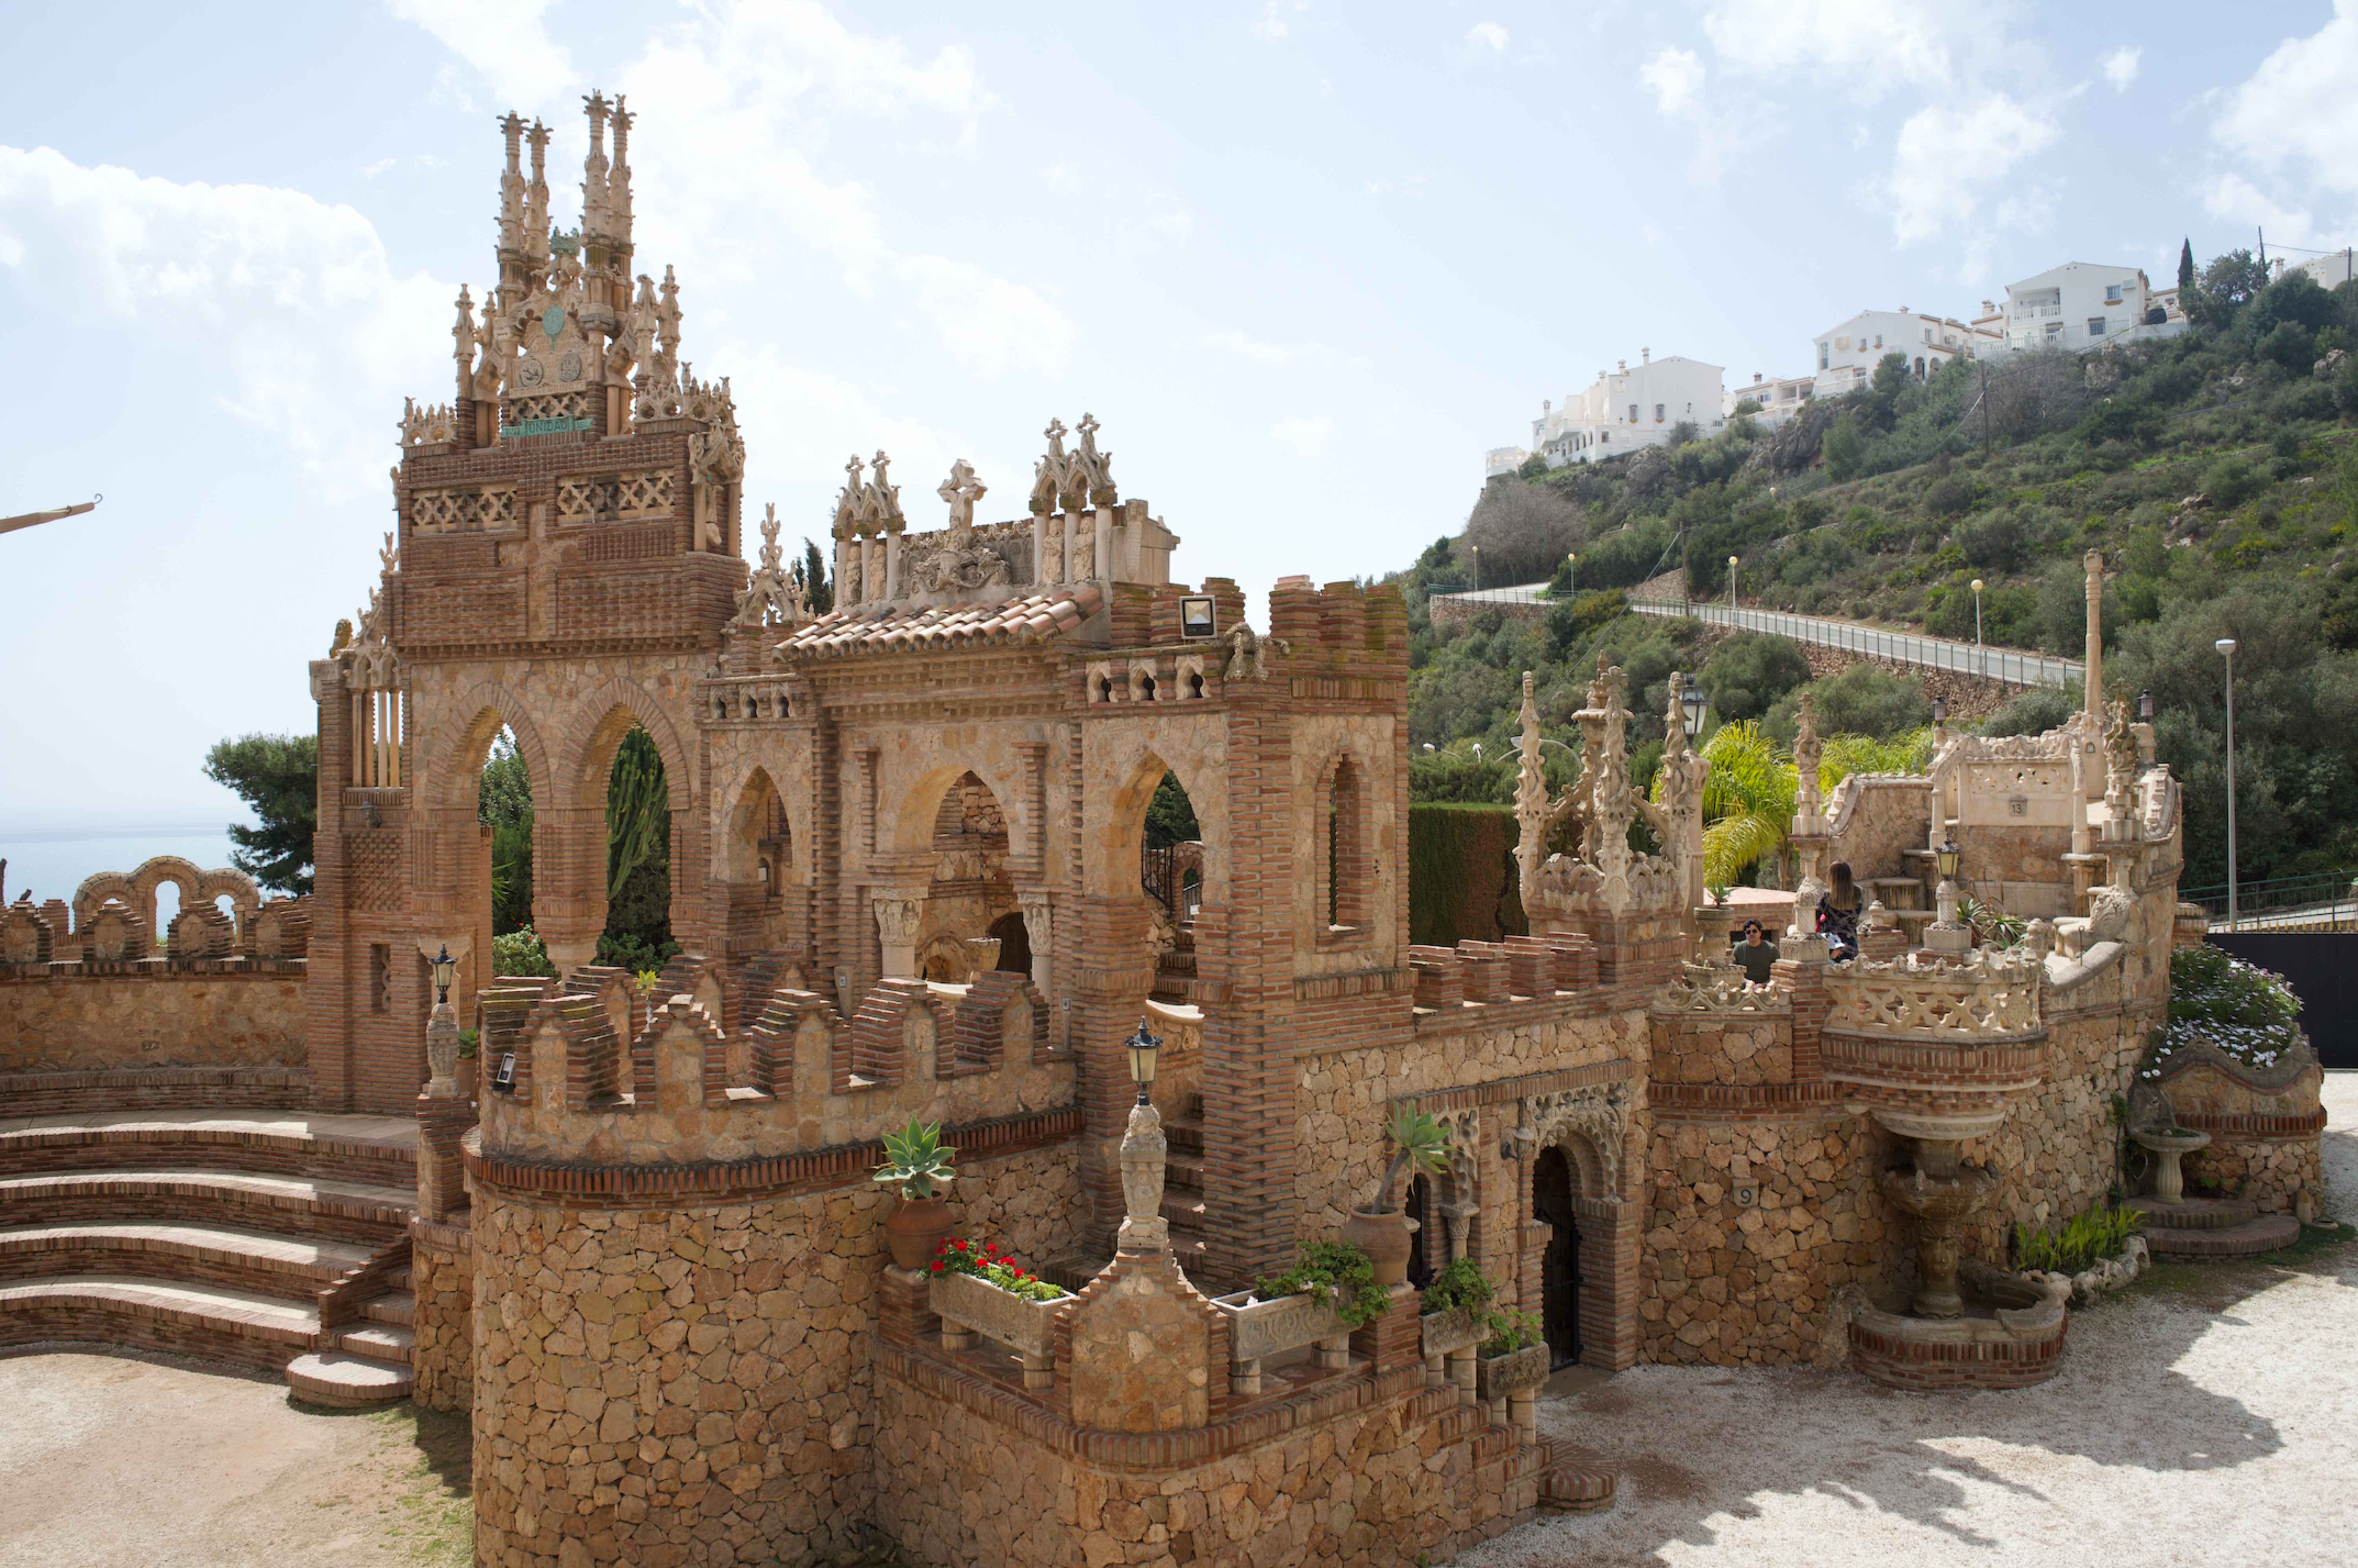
[1528,350,1725,466]
[1811,308,1998,398]
[1724,371,1815,430]
[2000,263,2159,353]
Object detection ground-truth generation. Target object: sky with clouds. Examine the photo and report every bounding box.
[4,0,2356,830]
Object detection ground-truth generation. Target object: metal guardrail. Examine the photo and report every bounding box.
[2184,871,2358,932]
[1629,600,2082,690]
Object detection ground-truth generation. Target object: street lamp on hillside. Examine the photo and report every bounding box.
[2218,637,2240,931]
[1468,543,1481,590]
[1564,552,1576,599]
[1970,578,1986,677]
[1727,556,1739,620]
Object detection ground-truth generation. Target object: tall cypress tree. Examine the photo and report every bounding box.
[800,538,834,614]
[2178,238,2196,296]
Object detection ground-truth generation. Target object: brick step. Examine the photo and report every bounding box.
[1539,1461,1618,1515]
[1164,1151,1203,1193]
[362,1290,415,1328]
[2127,1195,2259,1230]
[0,1222,374,1300]
[0,1274,317,1374]
[1156,951,1199,979]
[0,1068,307,1119]
[0,1169,415,1247]
[333,1321,415,1362]
[1161,1116,1203,1157]
[285,1350,413,1408]
[1159,1194,1206,1227]
[0,1120,415,1189]
[390,1265,413,1292]
[2145,1213,2301,1259]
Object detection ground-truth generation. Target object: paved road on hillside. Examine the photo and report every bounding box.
[1631,599,2083,689]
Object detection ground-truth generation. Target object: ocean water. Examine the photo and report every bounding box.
[1,824,248,924]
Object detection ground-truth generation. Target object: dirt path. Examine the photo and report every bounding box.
[0,1353,467,1568]
[1465,1071,2358,1568]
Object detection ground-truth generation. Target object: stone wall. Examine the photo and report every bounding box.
[2152,1044,2326,1214]
[410,1216,473,1413]
[0,963,306,1074]
[870,1353,1538,1567]
[1825,777,1931,887]
[468,1139,1083,1568]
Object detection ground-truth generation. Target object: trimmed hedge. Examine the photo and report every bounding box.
[1409,804,1528,947]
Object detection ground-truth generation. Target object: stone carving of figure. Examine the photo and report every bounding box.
[1070,413,1118,508]
[833,454,866,539]
[1793,692,1822,821]
[864,450,904,531]
[1223,618,1287,682]
[734,503,805,628]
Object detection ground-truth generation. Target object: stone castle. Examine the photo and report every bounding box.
[0,95,2329,1568]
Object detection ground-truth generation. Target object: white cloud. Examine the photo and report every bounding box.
[387,0,577,105]
[1885,94,2057,244]
[2214,1,2358,198]
[1271,416,1334,458]
[890,254,1071,377]
[1207,330,1302,365]
[2100,46,2141,92]
[1254,1,1309,42]
[1701,0,1961,102]
[1467,22,1510,53]
[0,144,448,505]
[2201,173,2323,248]
[1640,48,1705,114]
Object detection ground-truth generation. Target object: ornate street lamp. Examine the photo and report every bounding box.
[2138,689,2154,722]
[431,944,456,1006]
[1125,1017,1162,1107]
[1935,839,1961,883]
[1927,837,1969,954]
[1680,673,1707,740]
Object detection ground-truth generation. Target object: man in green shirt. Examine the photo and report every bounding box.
[1731,920,1780,985]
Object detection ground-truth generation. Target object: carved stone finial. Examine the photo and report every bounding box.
[380,531,399,575]
[938,458,986,535]
[1029,418,1072,516]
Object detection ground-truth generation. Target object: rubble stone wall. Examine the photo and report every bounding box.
[2153,1051,2325,1213]
[410,1217,473,1412]
[468,1141,1082,1568]
[0,964,307,1073]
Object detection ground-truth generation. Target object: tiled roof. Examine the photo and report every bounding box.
[778,585,1103,659]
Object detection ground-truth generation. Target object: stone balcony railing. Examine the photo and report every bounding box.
[1822,948,2040,1039]
[929,1271,1070,1392]
[1822,947,2048,1139]
[1209,1288,1350,1396]
[1650,965,1792,1017]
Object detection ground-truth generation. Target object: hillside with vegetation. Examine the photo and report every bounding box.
[1392,248,2358,894]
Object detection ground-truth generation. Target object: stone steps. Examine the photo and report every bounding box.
[0,1116,415,1189]
[285,1350,413,1407]
[0,1221,373,1300]
[1164,1150,1203,1193]
[1159,1193,1206,1227]
[2143,1212,2301,1259]
[362,1290,415,1328]
[0,1274,318,1374]
[2128,1195,2259,1230]
[1538,1461,1618,1515]
[0,1168,415,1246]
[332,1321,415,1360]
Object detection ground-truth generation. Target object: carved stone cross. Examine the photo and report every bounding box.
[938,459,986,536]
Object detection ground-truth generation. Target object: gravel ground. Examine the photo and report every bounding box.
[1465,1070,2358,1568]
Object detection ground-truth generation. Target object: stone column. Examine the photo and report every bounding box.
[1093,507,1113,583]
[2083,548,2104,718]
[1030,514,1048,588]
[872,892,924,979]
[884,530,903,600]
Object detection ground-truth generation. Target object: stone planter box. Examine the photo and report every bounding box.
[1475,1342,1551,1401]
[1420,1306,1488,1361]
[1210,1289,1346,1363]
[929,1270,1069,1360]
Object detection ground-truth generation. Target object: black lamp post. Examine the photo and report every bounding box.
[431,944,455,1006]
[1679,673,1707,740]
[2138,689,2153,722]
[1935,839,1961,882]
[1124,1017,1162,1107]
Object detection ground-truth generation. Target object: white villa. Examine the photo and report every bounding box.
[1525,350,1726,468]
[1811,307,1998,397]
[1724,371,1815,431]
[1998,263,2161,353]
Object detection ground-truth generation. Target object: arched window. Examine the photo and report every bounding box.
[1319,754,1371,935]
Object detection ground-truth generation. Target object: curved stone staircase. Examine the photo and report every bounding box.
[0,1109,421,1404]
[2128,1194,2301,1258]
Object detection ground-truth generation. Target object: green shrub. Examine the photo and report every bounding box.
[1479,1307,1544,1356]
[2014,1204,2144,1273]
[492,926,555,977]
[1409,804,1526,946]
[2145,944,2304,1079]
[2201,454,2264,510]
[1253,1240,1391,1329]
[1701,630,1812,722]
[1420,1258,1495,1315]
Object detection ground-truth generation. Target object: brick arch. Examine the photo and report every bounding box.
[1092,744,1223,903]
[420,683,555,813]
[555,680,696,815]
[1311,744,1377,932]
[879,759,1024,868]
[718,763,803,886]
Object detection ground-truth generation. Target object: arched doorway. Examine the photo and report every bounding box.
[923,771,1017,972]
[600,727,674,972]
[987,909,1031,974]
[1405,1174,1436,1289]
[1532,1145,1583,1368]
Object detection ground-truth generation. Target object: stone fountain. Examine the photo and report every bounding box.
[1871,1119,2002,1318]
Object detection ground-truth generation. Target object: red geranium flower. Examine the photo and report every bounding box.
[930,1260,944,1272]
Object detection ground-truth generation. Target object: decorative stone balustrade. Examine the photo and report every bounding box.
[1209,1288,1349,1396]
[1651,966,1792,1017]
[1822,948,2040,1040]
[1418,1304,1489,1398]
[929,1271,1069,1391]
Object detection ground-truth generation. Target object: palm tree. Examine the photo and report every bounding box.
[1694,722,1795,887]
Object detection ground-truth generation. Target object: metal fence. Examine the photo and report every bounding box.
[1428,582,1553,608]
[2184,870,2358,932]
[1629,600,2082,690]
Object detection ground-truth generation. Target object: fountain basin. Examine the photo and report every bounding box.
[2130,1126,2211,1204]
[1847,1264,2068,1391]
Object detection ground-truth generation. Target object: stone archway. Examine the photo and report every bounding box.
[1523,1081,1640,1372]
[1531,1146,1583,1368]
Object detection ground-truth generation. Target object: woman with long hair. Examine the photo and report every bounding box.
[1818,860,1862,961]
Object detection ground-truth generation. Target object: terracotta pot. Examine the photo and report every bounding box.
[885,1194,955,1271]
[1341,1208,1412,1287]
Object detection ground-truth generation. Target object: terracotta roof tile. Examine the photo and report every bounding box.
[778,585,1104,659]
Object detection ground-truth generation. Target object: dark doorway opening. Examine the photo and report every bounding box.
[1406,1175,1435,1289]
[1532,1145,1582,1368]
[988,909,1031,974]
